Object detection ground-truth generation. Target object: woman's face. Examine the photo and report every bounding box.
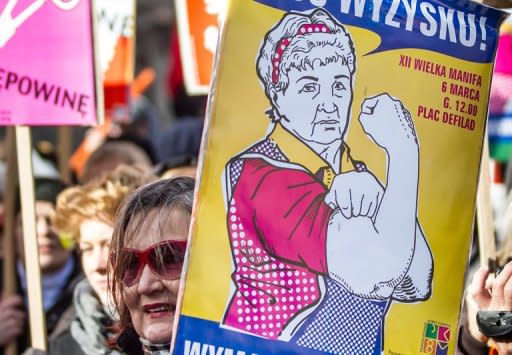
[16,201,72,275]
[79,219,113,306]
[274,59,353,145]
[123,207,189,343]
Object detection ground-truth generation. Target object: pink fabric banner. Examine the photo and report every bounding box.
[0,0,100,126]
[495,33,512,75]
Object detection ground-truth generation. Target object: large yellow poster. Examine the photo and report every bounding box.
[173,0,508,354]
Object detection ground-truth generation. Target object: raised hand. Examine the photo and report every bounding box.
[0,295,25,346]
[359,93,418,152]
[468,264,512,353]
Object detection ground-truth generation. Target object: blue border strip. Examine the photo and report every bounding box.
[174,315,373,355]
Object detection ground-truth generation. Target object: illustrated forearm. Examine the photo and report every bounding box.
[372,149,419,276]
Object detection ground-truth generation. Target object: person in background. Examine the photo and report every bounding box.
[153,155,197,180]
[80,141,153,184]
[156,87,206,164]
[116,95,163,164]
[459,263,512,355]
[110,177,194,355]
[22,165,154,355]
[162,25,207,163]
[156,114,204,164]
[0,171,83,354]
[136,0,174,123]
[458,190,512,354]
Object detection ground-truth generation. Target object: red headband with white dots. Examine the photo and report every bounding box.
[272,23,332,84]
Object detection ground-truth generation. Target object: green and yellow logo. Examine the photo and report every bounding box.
[420,321,450,355]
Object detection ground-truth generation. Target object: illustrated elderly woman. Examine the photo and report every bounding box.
[221,8,433,354]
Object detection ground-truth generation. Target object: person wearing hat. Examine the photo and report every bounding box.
[0,154,83,354]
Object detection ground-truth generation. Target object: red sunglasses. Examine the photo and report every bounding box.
[112,240,187,287]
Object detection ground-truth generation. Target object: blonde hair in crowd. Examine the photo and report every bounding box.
[54,165,156,242]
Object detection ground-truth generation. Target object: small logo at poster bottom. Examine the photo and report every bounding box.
[420,321,451,355]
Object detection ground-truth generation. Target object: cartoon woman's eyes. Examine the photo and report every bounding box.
[299,83,318,94]
[333,81,346,91]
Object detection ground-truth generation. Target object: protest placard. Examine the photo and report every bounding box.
[96,0,135,122]
[0,0,102,125]
[172,0,508,354]
[0,1,101,351]
[175,0,220,94]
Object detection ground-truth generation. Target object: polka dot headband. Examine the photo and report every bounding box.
[272,23,332,84]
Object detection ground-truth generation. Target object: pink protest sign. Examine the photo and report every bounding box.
[0,0,102,126]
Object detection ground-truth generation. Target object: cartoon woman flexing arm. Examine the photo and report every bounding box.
[221,8,433,354]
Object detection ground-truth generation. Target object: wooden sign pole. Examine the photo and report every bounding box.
[3,127,18,355]
[15,126,46,351]
[477,135,497,268]
[57,127,72,184]
[481,0,512,8]
[475,0,509,267]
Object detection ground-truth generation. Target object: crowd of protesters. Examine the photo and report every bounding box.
[0,146,197,355]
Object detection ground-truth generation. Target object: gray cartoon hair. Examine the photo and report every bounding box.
[256,8,356,121]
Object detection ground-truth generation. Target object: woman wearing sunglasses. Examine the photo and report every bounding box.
[23,165,153,355]
[109,177,194,354]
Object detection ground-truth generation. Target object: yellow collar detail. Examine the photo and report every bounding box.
[268,124,354,188]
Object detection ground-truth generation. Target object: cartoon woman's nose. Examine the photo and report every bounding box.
[318,101,337,113]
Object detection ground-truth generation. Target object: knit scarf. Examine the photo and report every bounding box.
[70,280,122,355]
[139,337,170,355]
